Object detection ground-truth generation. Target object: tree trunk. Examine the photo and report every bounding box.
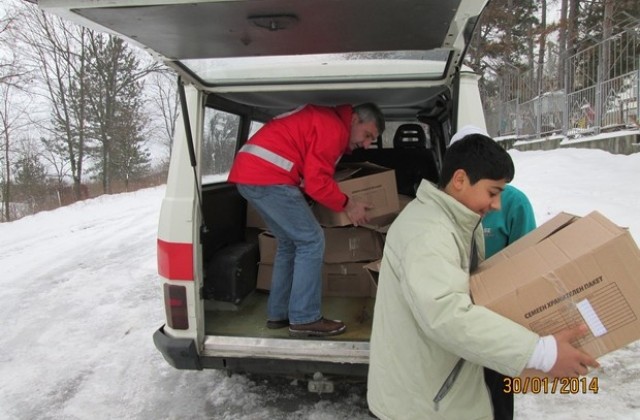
[601,0,614,80]
[3,128,9,222]
[558,0,568,92]
[537,0,547,94]
[567,0,580,92]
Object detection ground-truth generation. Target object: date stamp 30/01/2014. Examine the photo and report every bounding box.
[503,377,599,394]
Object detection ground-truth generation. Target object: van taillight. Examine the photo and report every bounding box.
[164,284,189,330]
[157,239,193,280]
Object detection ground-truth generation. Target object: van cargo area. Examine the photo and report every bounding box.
[170,115,444,379]
[199,157,431,308]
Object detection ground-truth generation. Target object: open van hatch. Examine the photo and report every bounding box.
[37,0,490,381]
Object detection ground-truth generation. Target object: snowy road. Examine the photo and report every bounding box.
[1,148,639,419]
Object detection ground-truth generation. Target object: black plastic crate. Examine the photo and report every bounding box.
[204,242,259,304]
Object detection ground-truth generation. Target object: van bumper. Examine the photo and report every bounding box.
[153,326,202,370]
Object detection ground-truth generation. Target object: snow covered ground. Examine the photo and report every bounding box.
[1,148,639,419]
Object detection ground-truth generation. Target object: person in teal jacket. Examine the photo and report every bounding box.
[483,184,536,259]
[451,126,537,420]
[483,184,537,420]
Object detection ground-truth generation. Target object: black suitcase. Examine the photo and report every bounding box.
[204,242,259,304]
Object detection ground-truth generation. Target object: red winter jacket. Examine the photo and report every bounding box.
[227,104,352,211]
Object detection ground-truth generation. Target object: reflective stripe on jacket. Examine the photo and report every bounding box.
[227,104,352,211]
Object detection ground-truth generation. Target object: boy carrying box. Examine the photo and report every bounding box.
[367,133,599,420]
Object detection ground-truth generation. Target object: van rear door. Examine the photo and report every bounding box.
[38,0,486,85]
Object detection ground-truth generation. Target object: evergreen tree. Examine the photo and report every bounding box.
[467,0,539,74]
[465,0,540,114]
[13,152,48,204]
[84,33,158,193]
[109,94,151,191]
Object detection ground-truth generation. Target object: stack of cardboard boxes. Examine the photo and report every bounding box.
[254,162,403,297]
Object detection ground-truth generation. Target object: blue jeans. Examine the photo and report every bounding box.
[237,184,324,324]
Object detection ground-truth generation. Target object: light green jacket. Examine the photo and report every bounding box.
[367,181,539,420]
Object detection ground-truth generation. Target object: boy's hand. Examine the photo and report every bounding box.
[548,324,600,377]
[345,198,373,226]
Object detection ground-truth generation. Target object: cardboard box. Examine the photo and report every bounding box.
[470,211,640,358]
[363,260,381,298]
[258,227,383,264]
[255,262,375,297]
[362,213,398,234]
[313,163,399,227]
[323,227,383,263]
[246,203,268,230]
[256,263,273,291]
[323,263,374,297]
[258,231,277,264]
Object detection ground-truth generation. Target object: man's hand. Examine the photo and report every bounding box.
[548,324,600,377]
[345,198,373,227]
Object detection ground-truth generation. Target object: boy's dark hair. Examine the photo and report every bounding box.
[438,134,514,188]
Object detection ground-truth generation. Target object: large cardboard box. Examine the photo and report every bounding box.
[313,163,399,227]
[257,262,375,297]
[323,227,383,263]
[470,211,640,358]
[323,263,374,297]
[258,227,383,264]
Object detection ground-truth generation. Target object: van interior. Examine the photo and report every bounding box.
[198,86,452,349]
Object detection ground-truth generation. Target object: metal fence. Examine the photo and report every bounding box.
[486,23,640,140]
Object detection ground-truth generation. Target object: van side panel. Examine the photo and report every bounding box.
[457,71,488,131]
[157,85,204,344]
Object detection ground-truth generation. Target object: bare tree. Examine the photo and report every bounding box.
[537,0,548,95]
[557,0,569,87]
[146,70,179,161]
[1,2,32,221]
[0,83,31,222]
[600,0,615,82]
[40,135,70,189]
[1,2,29,87]
[16,5,91,201]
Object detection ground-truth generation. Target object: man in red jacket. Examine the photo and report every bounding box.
[228,103,385,337]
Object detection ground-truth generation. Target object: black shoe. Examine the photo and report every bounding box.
[289,317,346,337]
[266,319,290,329]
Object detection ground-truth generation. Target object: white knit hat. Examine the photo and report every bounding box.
[449,124,489,146]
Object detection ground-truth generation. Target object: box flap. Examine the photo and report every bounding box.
[478,212,578,272]
[546,211,625,261]
[362,213,398,233]
[363,259,382,298]
[333,167,362,182]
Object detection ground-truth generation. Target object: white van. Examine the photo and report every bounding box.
[38,0,490,387]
